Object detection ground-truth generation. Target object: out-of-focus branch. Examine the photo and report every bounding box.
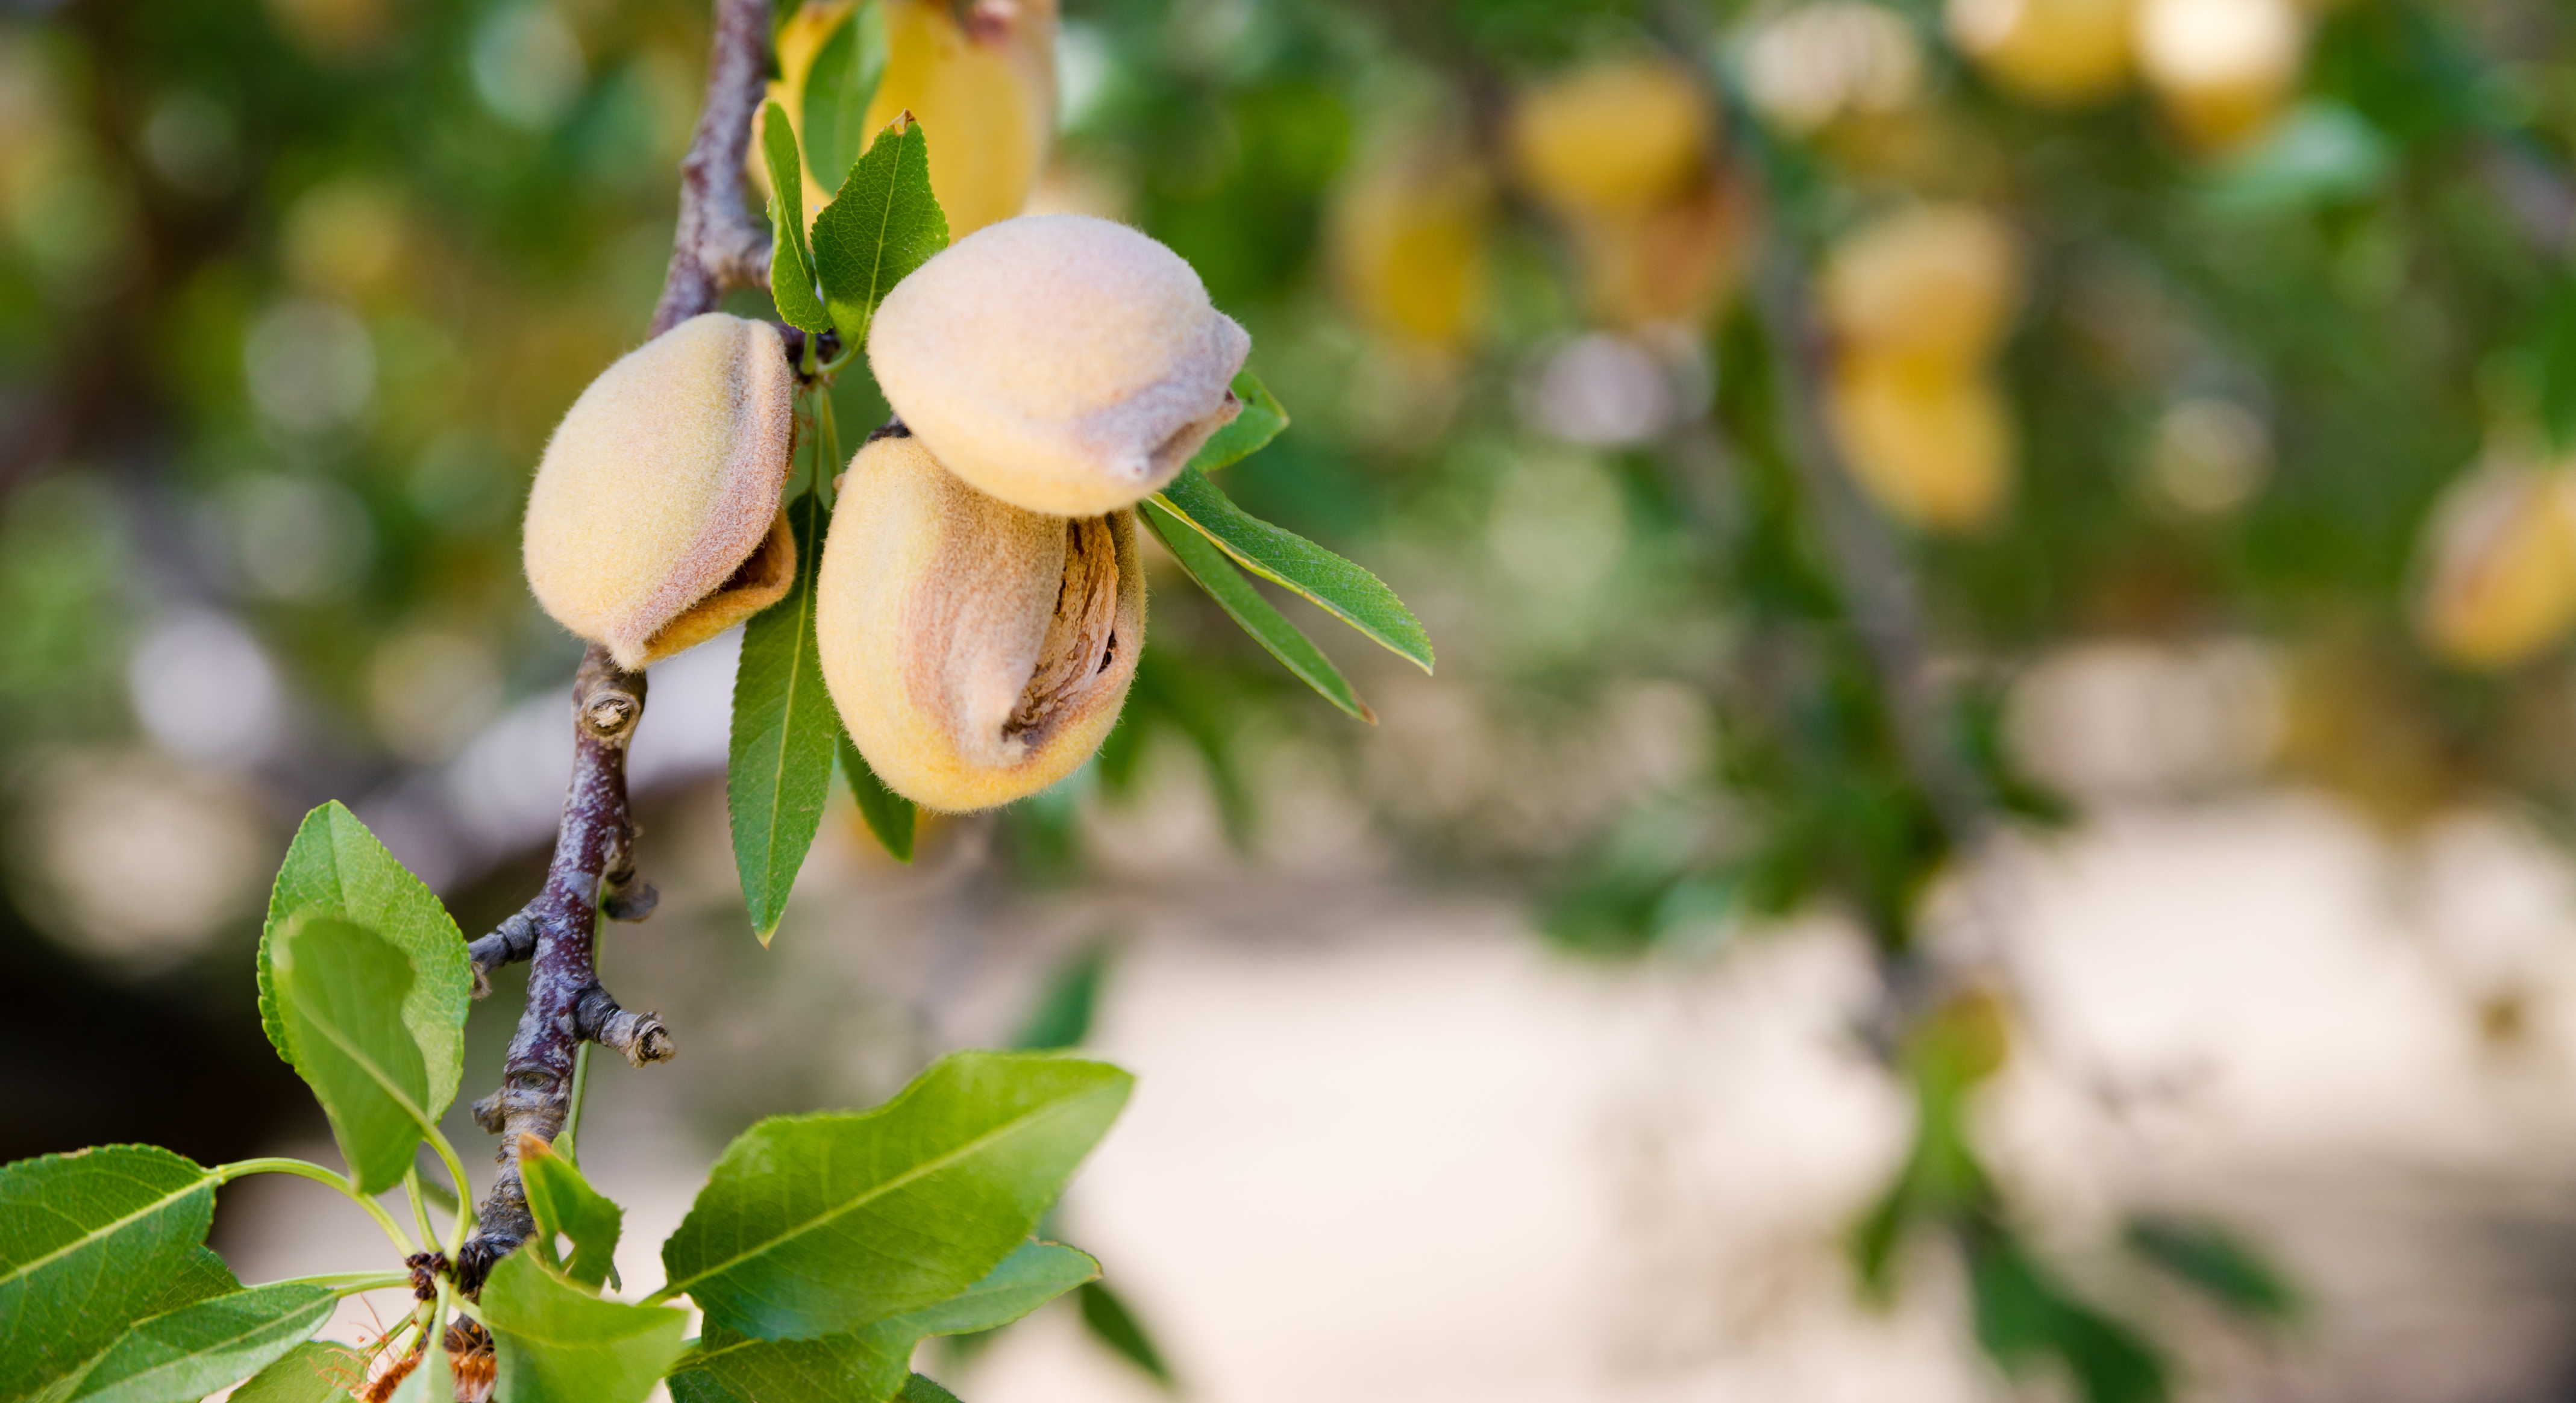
[457,0,775,1294]
[1743,257,1992,848]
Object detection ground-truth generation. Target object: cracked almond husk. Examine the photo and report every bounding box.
[816,431,1145,811]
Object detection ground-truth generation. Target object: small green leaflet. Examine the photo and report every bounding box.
[2123,1216,2299,1323]
[672,1242,1095,1403]
[900,1376,964,1403]
[1151,467,1434,675]
[260,802,471,1117]
[800,1,889,196]
[1078,1280,1176,1389]
[839,730,916,863]
[1141,499,1372,722]
[1188,370,1289,475]
[762,102,831,336]
[657,1051,1132,1342]
[266,916,447,1195]
[0,1146,229,1402]
[519,1136,625,1293]
[224,1342,365,1403]
[729,487,841,945]
[481,1254,688,1403]
[63,1282,336,1403]
[811,115,949,351]
[1011,943,1108,1051]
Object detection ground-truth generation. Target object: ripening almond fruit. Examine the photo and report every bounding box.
[523,313,797,670]
[1327,136,1491,352]
[2416,464,2576,670]
[2134,0,2302,150]
[1820,204,2022,367]
[816,431,1144,811]
[1825,351,2015,531]
[1508,58,1715,219]
[1947,0,2136,107]
[863,0,1058,235]
[868,213,1250,517]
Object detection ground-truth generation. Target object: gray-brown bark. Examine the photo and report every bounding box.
[456,0,775,1293]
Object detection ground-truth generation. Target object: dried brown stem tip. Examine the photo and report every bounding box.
[868,213,1250,516]
[816,432,1144,810]
[524,313,798,670]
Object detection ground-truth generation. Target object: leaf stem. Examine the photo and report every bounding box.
[269,1269,418,1296]
[559,1040,595,1168]
[426,1130,477,1257]
[404,1166,440,1252]
[816,383,843,507]
[215,1157,418,1257]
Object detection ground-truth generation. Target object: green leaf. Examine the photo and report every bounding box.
[800,2,889,196]
[810,115,948,349]
[672,1239,1098,1403]
[1012,945,1107,1050]
[1139,499,1373,722]
[1150,467,1433,674]
[0,1146,230,1402]
[482,1254,688,1403]
[762,102,832,336]
[899,1376,962,1403]
[261,804,471,1122]
[266,916,443,1195]
[224,1342,365,1403]
[891,1240,1098,1339]
[1189,370,1289,474]
[839,730,916,863]
[1968,1230,2168,1403]
[519,1137,625,1293]
[66,1283,335,1403]
[2123,1216,2299,1322]
[730,487,841,944]
[1078,1280,1175,1389]
[660,1051,1132,1341]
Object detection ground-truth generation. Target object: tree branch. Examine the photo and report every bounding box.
[457,0,775,1293]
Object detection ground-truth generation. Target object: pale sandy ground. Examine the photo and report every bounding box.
[219,789,2576,1403]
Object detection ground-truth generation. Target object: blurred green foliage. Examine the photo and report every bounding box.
[1,0,2566,1393]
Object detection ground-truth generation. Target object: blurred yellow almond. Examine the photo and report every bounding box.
[1948,0,2136,107]
[523,313,798,670]
[868,213,1249,517]
[2416,464,2576,670]
[1508,57,1714,217]
[1327,139,1490,351]
[1820,203,2022,366]
[1825,352,2016,531]
[816,431,1144,811]
[865,0,1057,235]
[1741,1,1926,136]
[2134,0,2303,149]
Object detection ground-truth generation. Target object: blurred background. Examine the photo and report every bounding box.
[13,0,2576,1398]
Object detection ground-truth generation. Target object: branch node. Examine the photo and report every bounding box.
[603,878,659,923]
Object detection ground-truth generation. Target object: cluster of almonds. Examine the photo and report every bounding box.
[1325,55,1745,360]
[522,213,1249,810]
[1818,203,2025,533]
